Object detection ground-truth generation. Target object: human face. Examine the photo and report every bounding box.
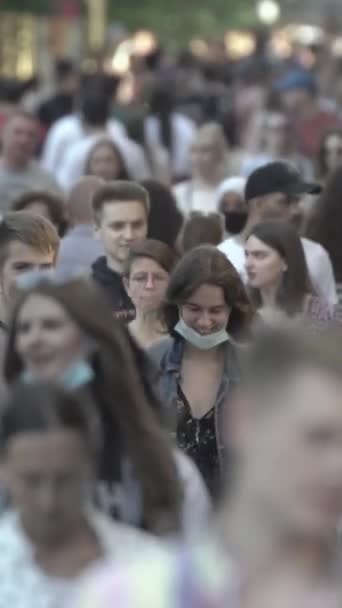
[89,144,122,181]
[256,193,294,222]
[191,143,221,178]
[98,201,148,270]
[323,134,342,174]
[241,369,342,541]
[220,192,246,214]
[125,256,169,314]
[180,283,230,335]
[0,241,55,314]
[245,235,287,292]
[2,116,38,166]
[15,294,88,380]
[4,430,93,546]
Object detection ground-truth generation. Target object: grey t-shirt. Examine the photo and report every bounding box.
[0,160,61,212]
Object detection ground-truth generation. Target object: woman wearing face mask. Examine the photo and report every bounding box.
[4,275,184,536]
[149,246,255,499]
[245,220,334,327]
[216,177,247,238]
[0,382,157,607]
[124,239,177,349]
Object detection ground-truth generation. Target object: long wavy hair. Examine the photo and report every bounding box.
[164,245,256,339]
[4,277,183,534]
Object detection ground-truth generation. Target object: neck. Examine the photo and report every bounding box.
[183,341,224,360]
[221,485,334,582]
[132,308,165,334]
[259,283,279,308]
[193,169,222,186]
[106,255,123,274]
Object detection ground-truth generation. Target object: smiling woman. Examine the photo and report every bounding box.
[149,245,255,499]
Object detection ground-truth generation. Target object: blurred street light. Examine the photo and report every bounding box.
[257,0,280,25]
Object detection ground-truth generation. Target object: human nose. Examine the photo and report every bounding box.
[197,311,212,329]
[36,481,58,513]
[144,274,154,289]
[123,225,134,240]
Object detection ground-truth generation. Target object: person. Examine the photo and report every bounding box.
[218,161,337,309]
[0,111,60,211]
[4,274,210,535]
[149,245,255,499]
[124,239,177,348]
[245,220,334,326]
[70,325,342,608]
[173,123,231,216]
[92,181,149,322]
[11,189,67,237]
[140,179,183,250]
[37,58,79,131]
[241,108,314,179]
[47,89,149,190]
[179,212,224,254]
[305,166,342,315]
[58,176,104,273]
[216,177,247,237]
[41,87,127,178]
[276,68,341,160]
[0,211,59,326]
[317,128,342,181]
[85,138,131,182]
[0,381,158,607]
[143,83,196,182]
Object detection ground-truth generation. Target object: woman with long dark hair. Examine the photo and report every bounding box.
[245,220,334,326]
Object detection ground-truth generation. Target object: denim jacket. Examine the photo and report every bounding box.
[148,337,242,471]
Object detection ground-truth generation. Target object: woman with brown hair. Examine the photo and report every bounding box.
[149,245,255,499]
[3,274,184,536]
[124,239,177,349]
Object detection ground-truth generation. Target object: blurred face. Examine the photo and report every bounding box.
[2,115,38,165]
[4,430,93,545]
[15,294,88,380]
[263,114,289,153]
[241,369,342,541]
[245,235,287,291]
[88,144,122,181]
[180,283,230,334]
[323,134,342,174]
[220,192,246,214]
[282,88,310,113]
[0,242,55,314]
[125,256,169,314]
[98,201,148,269]
[191,143,222,178]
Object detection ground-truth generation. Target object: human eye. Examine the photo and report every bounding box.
[13,262,33,273]
[111,222,124,231]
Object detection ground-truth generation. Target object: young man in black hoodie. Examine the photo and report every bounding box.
[92,181,149,321]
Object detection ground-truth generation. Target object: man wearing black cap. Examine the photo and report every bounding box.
[218,161,337,309]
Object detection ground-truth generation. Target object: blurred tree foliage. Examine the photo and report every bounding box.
[110,0,256,43]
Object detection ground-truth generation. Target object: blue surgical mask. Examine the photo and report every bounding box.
[175,318,229,350]
[22,360,95,391]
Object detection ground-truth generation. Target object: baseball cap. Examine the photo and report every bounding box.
[245,162,322,202]
[275,69,317,94]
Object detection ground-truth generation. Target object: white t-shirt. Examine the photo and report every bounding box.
[57,131,150,191]
[173,180,220,216]
[144,113,196,177]
[218,236,337,309]
[41,115,128,177]
[0,509,157,608]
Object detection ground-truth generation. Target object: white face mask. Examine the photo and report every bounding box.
[175,318,229,350]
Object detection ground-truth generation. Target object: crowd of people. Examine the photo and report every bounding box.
[0,34,341,607]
